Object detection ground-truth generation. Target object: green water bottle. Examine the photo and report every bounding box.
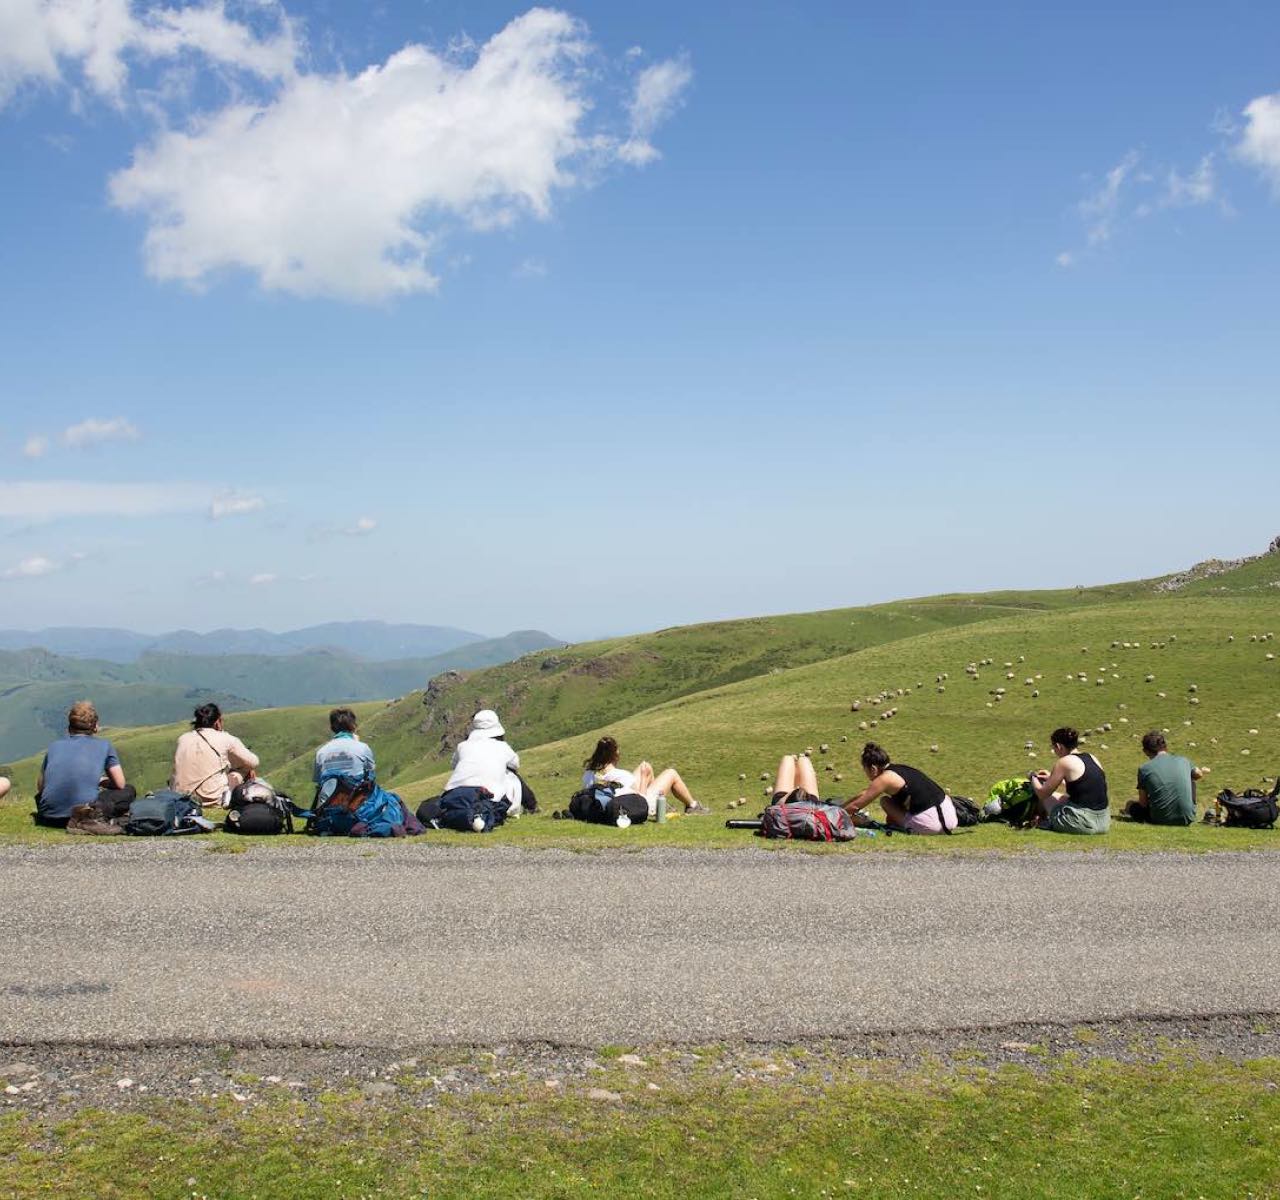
[656,793,667,823]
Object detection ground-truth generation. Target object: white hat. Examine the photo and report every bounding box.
[470,709,505,739]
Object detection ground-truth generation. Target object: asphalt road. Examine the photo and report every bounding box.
[2,843,1276,1047]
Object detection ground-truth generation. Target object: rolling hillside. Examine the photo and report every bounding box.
[0,630,563,761]
[3,545,1276,822]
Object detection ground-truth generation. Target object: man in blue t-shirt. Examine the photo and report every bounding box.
[35,701,137,827]
[313,707,376,785]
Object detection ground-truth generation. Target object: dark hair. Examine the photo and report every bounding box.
[585,736,620,772]
[192,703,222,730]
[860,742,890,771]
[329,707,358,734]
[1142,730,1167,756]
[1050,727,1079,751]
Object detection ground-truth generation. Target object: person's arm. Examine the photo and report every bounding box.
[104,745,125,789]
[1191,765,1208,781]
[226,736,260,776]
[507,745,520,770]
[36,755,47,797]
[843,774,895,815]
[1031,759,1068,803]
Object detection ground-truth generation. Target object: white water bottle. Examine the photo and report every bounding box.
[656,793,667,823]
[616,811,631,829]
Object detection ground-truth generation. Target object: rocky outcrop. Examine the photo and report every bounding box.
[1154,536,1279,593]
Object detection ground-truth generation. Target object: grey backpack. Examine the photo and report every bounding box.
[124,791,204,836]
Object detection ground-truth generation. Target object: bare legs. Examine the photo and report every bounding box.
[0,777,9,802]
[772,754,819,800]
[632,761,698,810]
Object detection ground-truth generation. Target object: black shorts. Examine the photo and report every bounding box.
[773,789,819,805]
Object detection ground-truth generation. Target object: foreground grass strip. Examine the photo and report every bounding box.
[2,1055,1277,1198]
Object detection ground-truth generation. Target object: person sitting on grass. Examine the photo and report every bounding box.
[1029,726,1110,834]
[171,702,261,807]
[33,700,136,829]
[313,707,376,786]
[769,752,823,805]
[1125,730,1208,826]
[842,742,957,833]
[582,735,707,817]
[442,709,527,815]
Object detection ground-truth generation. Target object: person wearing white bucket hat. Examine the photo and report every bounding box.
[443,709,527,815]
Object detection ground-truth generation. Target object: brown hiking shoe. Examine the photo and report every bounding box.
[66,805,123,836]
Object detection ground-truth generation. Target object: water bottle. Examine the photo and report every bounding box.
[616,811,631,829]
[656,793,667,823]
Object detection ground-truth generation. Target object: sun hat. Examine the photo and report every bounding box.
[470,709,505,739]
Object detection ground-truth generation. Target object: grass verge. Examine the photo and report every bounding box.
[1,1051,1277,1198]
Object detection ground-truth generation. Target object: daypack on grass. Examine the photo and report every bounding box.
[760,800,861,842]
[950,795,981,827]
[309,774,424,838]
[984,778,1037,825]
[567,783,649,825]
[430,788,511,833]
[1217,784,1278,829]
[224,779,294,835]
[124,791,205,836]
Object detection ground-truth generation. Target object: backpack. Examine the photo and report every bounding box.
[224,779,294,835]
[1217,784,1278,829]
[983,778,1038,825]
[433,789,511,833]
[124,790,206,836]
[308,774,423,838]
[950,795,981,827]
[567,783,649,825]
[760,800,862,842]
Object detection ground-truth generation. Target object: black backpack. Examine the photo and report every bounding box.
[1217,783,1279,829]
[567,783,649,825]
[950,795,981,827]
[224,780,294,835]
[124,791,205,836]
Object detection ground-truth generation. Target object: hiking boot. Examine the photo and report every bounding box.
[66,805,122,836]
[684,801,710,815]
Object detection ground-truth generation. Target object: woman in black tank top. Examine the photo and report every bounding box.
[844,742,956,832]
[1030,725,1111,833]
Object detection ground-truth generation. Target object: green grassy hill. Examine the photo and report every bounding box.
[3,548,1276,843]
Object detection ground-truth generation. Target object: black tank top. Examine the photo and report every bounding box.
[889,763,946,816]
[1064,753,1109,811]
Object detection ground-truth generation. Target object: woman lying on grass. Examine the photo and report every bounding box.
[582,736,707,817]
[1028,726,1110,834]
[842,742,958,833]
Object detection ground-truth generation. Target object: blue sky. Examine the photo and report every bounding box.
[1,0,1278,641]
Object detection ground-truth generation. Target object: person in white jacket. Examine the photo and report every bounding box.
[443,710,526,815]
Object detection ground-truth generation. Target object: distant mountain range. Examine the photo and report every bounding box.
[0,626,565,762]
[0,621,490,663]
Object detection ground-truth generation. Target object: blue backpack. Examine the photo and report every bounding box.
[308,773,423,838]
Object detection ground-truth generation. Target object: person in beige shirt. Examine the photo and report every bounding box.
[171,703,260,806]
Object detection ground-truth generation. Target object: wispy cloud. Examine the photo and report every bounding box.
[346,516,377,536]
[209,491,266,520]
[21,434,48,459]
[1,554,62,580]
[248,572,277,586]
[618,54,692,166]
[0,481,210,519]
[62,416,140,448]
[0,0,298,109]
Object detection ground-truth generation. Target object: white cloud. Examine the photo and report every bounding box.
[348,516,376,535]
[107,10,691,302]
[1078,150,1139,248]
[513,257,548,279]
[1163,154,1216,208]
[0,480,210,518]
[1054,251,1075,269]
[248,572,277,585]
[0,0,297,108]
[617,54,691,166]
[209,490,265,519]
[1,554,62,579]
[62,415,140,447]
[1237,92,1280,193]
[22,434,49,458]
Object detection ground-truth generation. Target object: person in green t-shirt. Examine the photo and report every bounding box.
[1125,731,1208,825]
